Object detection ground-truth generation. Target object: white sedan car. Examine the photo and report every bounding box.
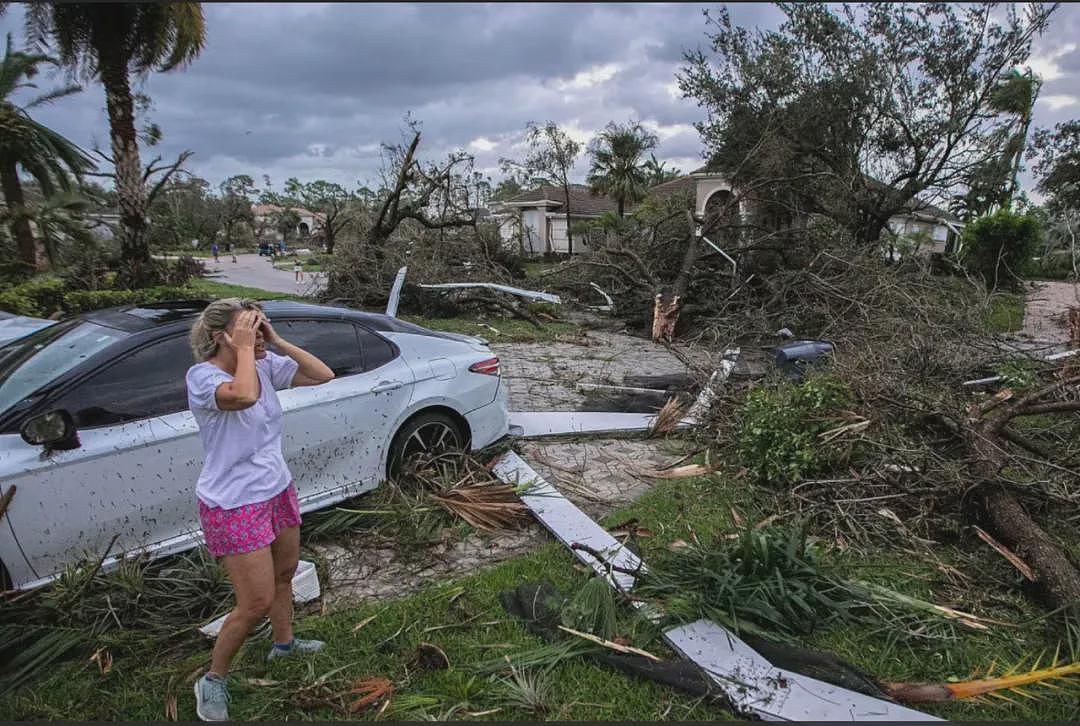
[0,300,509,590]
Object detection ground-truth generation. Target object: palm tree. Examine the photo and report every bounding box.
[989,69,1040,210]
[25,3,206,286]
[586,122,658,217]
[642,154,680,187]
[0,33,93,273]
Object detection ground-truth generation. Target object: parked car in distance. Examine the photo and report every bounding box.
[0,300,509,590]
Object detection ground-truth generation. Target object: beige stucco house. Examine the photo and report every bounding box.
[494,168,963,256]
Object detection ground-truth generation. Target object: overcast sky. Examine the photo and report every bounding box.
[3,2,1080,196]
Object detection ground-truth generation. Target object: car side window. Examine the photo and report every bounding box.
[357,328,397,371]
[274,319,364,376]
[46,335,193,428]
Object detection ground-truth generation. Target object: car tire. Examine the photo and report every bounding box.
[387,411,466,479]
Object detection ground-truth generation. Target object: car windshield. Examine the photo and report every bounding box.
[0,320,129,417]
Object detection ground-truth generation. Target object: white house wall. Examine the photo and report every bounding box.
[547,215,592,254]
[888,216,949,253]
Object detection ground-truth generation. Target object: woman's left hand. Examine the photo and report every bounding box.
[258,314,283,347]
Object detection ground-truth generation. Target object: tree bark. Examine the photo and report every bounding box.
[651,211,701,343]
[966,417,1080,611]
[101,56,151,287]
[0,158,45,273]
[974,484,1080,608]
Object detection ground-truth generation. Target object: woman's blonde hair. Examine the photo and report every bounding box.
[189,298,263,361]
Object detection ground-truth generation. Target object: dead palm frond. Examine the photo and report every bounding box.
[649,397,688,437]
[884,652,1080,704]
[429,481,530,532]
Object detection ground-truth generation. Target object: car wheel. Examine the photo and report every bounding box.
[387,411,465,478]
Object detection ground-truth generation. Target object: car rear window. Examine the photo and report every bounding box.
[0,321,129,417]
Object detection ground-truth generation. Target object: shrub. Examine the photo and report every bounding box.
[738,374,855,485]
[961,209,1042,289]
[0,278,67,317]
[61,286,192,315]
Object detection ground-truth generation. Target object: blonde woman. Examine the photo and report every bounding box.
[186,298,334,721]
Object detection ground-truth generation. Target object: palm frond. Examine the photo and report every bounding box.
[884,657,1080,704]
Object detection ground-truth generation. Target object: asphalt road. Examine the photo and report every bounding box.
[203,253,326,296]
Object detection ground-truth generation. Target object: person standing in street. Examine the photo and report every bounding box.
[210,241,220,263]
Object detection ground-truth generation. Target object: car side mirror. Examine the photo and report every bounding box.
[20,410,80,451]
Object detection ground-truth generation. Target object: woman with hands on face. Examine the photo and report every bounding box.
[185,298,334,721]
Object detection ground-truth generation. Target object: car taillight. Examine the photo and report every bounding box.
[469,357,500,376]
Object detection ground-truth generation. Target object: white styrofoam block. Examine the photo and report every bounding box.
[292,559,320,603]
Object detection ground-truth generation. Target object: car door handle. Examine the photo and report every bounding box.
[371,380,404,393]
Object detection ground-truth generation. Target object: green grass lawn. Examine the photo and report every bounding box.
[185,279,306,302]
[987,293,1025,333]
[1,463,1072,721]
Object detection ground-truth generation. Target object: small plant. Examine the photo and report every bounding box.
[560,576,617,640]
[492,665,553,716]
[635,524,849,641]
[738,374,855,484]
[994,359,1039,389]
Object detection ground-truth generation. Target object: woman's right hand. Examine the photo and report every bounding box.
[220,310,259,351]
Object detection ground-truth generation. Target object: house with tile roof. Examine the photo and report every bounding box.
[251,203,327,245]
[492,184,618,254]
[494,167,964,256]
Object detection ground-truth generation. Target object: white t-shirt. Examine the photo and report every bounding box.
[186,351,300,509]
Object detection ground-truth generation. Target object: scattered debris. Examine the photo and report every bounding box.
[664,619,939,721]
[962,347,1080,387]
[630,463,717,480]
[883,658,1080,704]
[352,615,378,633]
[490,450,941,721]
[557,625,662,661]
[89,647,113,674]
[409,642,451,672]
[649,398,689,436]
[508,411,684,438]
[385,266,408,317]
[974,526,1037,581]
[684,349,740,424]
[588,282,614,312]
[774,339,836,382]
[418,281,561,304]
[164,694,178,721]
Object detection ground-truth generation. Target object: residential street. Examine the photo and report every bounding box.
[203,253,326,296]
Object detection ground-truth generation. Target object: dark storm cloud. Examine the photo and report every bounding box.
[2,2,1078,193]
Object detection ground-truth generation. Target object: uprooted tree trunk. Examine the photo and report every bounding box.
[651,211,701,343]
[964,373,1080,610]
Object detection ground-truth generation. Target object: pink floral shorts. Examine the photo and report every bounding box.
[199,482,302,558]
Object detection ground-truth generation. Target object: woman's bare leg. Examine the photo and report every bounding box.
[209,547,276,677]
[268,526,300,644]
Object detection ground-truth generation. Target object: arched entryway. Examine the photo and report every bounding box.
[702,189,739,246]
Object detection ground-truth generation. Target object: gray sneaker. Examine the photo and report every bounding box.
[266,637,325,662]
[194,673,230,722]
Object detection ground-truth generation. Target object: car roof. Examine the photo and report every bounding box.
[80,299,415,334]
